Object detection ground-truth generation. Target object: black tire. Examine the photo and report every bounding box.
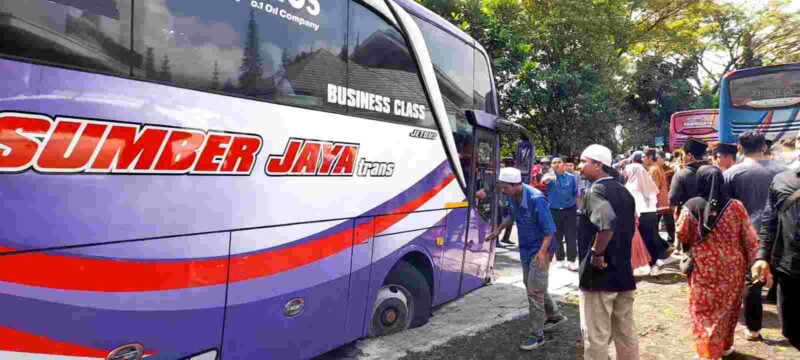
[381,260,432,330]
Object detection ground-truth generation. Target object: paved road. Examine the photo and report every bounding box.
[315,232,581,360]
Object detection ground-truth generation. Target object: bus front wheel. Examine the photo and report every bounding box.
[369,260,432,336]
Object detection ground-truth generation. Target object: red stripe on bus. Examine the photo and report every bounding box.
[0,325,110,357]
[0,175,454,292]
[756,111,774,133]
[228,174,454,283]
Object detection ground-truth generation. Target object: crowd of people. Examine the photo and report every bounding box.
[486,131,800,359]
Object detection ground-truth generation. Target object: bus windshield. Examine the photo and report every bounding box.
[719,63,800,144]
[730,69,800,109]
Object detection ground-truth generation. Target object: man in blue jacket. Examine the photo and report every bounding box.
[543,157,579,270]
[487,167,568,351]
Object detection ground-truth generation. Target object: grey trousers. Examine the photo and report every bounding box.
[522,255,561,337]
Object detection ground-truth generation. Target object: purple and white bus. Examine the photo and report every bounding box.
[0,1,528,359]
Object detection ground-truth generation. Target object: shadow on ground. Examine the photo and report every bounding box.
[636,272,687,286]
[398,299,582,360]
[635,262,687,286]
[491,246,522,273]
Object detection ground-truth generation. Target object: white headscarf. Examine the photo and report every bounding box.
[624,163,659,214]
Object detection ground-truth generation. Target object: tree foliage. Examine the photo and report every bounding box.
[417,0,800,153]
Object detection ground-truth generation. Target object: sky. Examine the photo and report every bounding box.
[727,0,800,13]
[700,0,800,79]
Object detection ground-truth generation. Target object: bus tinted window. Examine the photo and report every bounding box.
[346,3,433,127]
[0,0,133,76]
[474,49,494,114]
[134,1,348,113]
[414,16,474,112]
[730,70,800,109]
[412,16,475,182]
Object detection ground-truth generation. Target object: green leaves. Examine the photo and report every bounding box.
[415,0,798,153]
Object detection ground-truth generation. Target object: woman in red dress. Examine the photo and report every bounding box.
[676,166,758,359]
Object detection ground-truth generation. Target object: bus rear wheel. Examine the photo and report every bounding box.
[369,260,432,337]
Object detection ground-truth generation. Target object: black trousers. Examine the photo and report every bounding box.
[744,274,764,332]
[551,206,578,262]
[777,272,800,349]
[500,224,513,243]
[657,211,675,248]
[639,212,665,266]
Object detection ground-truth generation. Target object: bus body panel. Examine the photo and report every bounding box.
[437,206,469,304]
[0,59,463,254]
[224,220,353,360]
[0,233,230,360]
[669,109,719,151]
[0,57,470,358]
[459,208,492,295]
[221,222,446,360]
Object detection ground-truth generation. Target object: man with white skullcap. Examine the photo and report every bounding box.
[577,144,640,360]
[487,167,567,351]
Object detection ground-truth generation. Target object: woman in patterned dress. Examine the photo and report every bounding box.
[677,165,758,359]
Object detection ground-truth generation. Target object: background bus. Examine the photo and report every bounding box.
[0,1,521,359]
[669,109,719,151]
[719,63,800,144]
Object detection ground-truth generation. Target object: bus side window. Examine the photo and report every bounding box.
[132,1,348,113]
[0,0,133,76]
[412,15,476,189]
[474,49,495,115]
[347,3,434,128]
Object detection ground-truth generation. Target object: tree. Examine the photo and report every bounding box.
[239,9,264,94]
[739,31,763,69]
[694,1,800,95]
[159,54,172,82]
[211,61,221,90]
[419,0,630,154]
[626,55,700,146]
[415,0,798,153]
[144,47,158,79]
[623,0,720,57]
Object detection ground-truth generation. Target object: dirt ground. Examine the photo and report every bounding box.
[401,266,800,360]
[634,267,799,360]
[400,296,583,360]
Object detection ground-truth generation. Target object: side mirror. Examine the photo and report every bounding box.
[465,110,498,128]
[495,118,531,142]
[516,139,534,184]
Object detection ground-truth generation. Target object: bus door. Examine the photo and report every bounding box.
[459,127,499,294]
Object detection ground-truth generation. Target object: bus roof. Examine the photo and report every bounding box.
[725,62,800,79]
[671,109,719,117]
